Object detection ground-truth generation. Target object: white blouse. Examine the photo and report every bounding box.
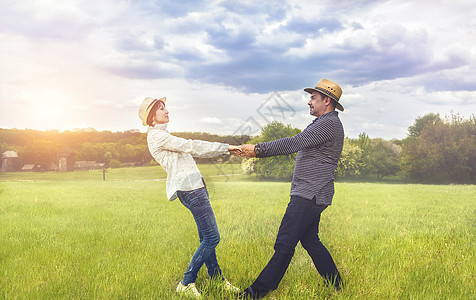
[147,124,229,200]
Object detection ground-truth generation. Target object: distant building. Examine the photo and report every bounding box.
[74,161,98,170]
[1,151,20,172]
[57,147,75,171]
[21,164,42,172]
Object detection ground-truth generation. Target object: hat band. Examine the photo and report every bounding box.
[143,99,161,125]
[314,86,339,102]
[146,98,166,114]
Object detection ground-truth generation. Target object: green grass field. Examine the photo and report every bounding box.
[0,165,474,299]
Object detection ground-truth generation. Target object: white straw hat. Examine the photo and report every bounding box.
[138,97,166,126]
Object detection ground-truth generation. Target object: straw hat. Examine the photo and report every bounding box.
[304,79,343,111]
[138,97,166,126]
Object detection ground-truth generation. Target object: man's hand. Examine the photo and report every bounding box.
[228,145,242,156]
[240,144,256,158]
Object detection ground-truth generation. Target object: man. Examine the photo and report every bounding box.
[239,79,345,299]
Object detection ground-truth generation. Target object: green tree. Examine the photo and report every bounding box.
[336,138,364,178]
[242,121,301,180]
[109,159,123,168]
[407,113,442,138]
[365,138,401,180]
[104,151,113,167]
[356,133,372,156]
[401,113,475,183]
[338,134,401,180]
[134,144,152,163]
[20,139,57,165]
[0,142,13,156]
[75,142,98,161]
[121,144,136,162]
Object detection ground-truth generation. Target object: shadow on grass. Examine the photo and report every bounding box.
[236,174,409,184]
[336,175,409,184]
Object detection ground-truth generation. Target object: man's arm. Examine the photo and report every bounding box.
[240,118,335,158]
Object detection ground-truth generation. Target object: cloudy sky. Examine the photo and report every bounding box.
[1,0,475,140]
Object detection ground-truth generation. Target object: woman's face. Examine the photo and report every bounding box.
[153,101,169,124]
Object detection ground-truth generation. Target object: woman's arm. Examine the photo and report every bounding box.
[149,131,230,158]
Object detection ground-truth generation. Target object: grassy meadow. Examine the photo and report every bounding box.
[0,164,474,299]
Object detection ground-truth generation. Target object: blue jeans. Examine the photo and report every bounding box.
[247,195,342,298]
[177,186,222,285]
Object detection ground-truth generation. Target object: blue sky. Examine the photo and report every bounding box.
[0,0,475,139]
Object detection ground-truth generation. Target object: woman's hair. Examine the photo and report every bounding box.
[146,100,165,126]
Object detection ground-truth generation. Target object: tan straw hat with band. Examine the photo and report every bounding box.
[138,97,166,126]
[304,79,344,111]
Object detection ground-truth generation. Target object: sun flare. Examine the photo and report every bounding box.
[27,91,72,131]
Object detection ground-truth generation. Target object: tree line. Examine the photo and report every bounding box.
[1,112,474,184]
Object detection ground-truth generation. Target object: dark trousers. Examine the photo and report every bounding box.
[248,195,342,298]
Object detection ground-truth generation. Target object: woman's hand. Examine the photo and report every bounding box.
[228,145,242,156]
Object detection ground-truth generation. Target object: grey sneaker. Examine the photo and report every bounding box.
[222,278,240,293]
[176,282,201,298]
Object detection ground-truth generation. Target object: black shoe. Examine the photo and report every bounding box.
[324,274,344,291]
[237,287,258,299]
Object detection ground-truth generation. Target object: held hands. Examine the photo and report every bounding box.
[228,145,243,156]
[239,144,257,158]
[228,144,257,159]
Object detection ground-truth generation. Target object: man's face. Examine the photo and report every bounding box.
[308,92,327,117]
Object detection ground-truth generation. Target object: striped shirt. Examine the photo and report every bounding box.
[256,111,344,205]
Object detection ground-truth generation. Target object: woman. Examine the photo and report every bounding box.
[138,97,241,298]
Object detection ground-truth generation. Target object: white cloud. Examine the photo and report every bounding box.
[199,117,222,124]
